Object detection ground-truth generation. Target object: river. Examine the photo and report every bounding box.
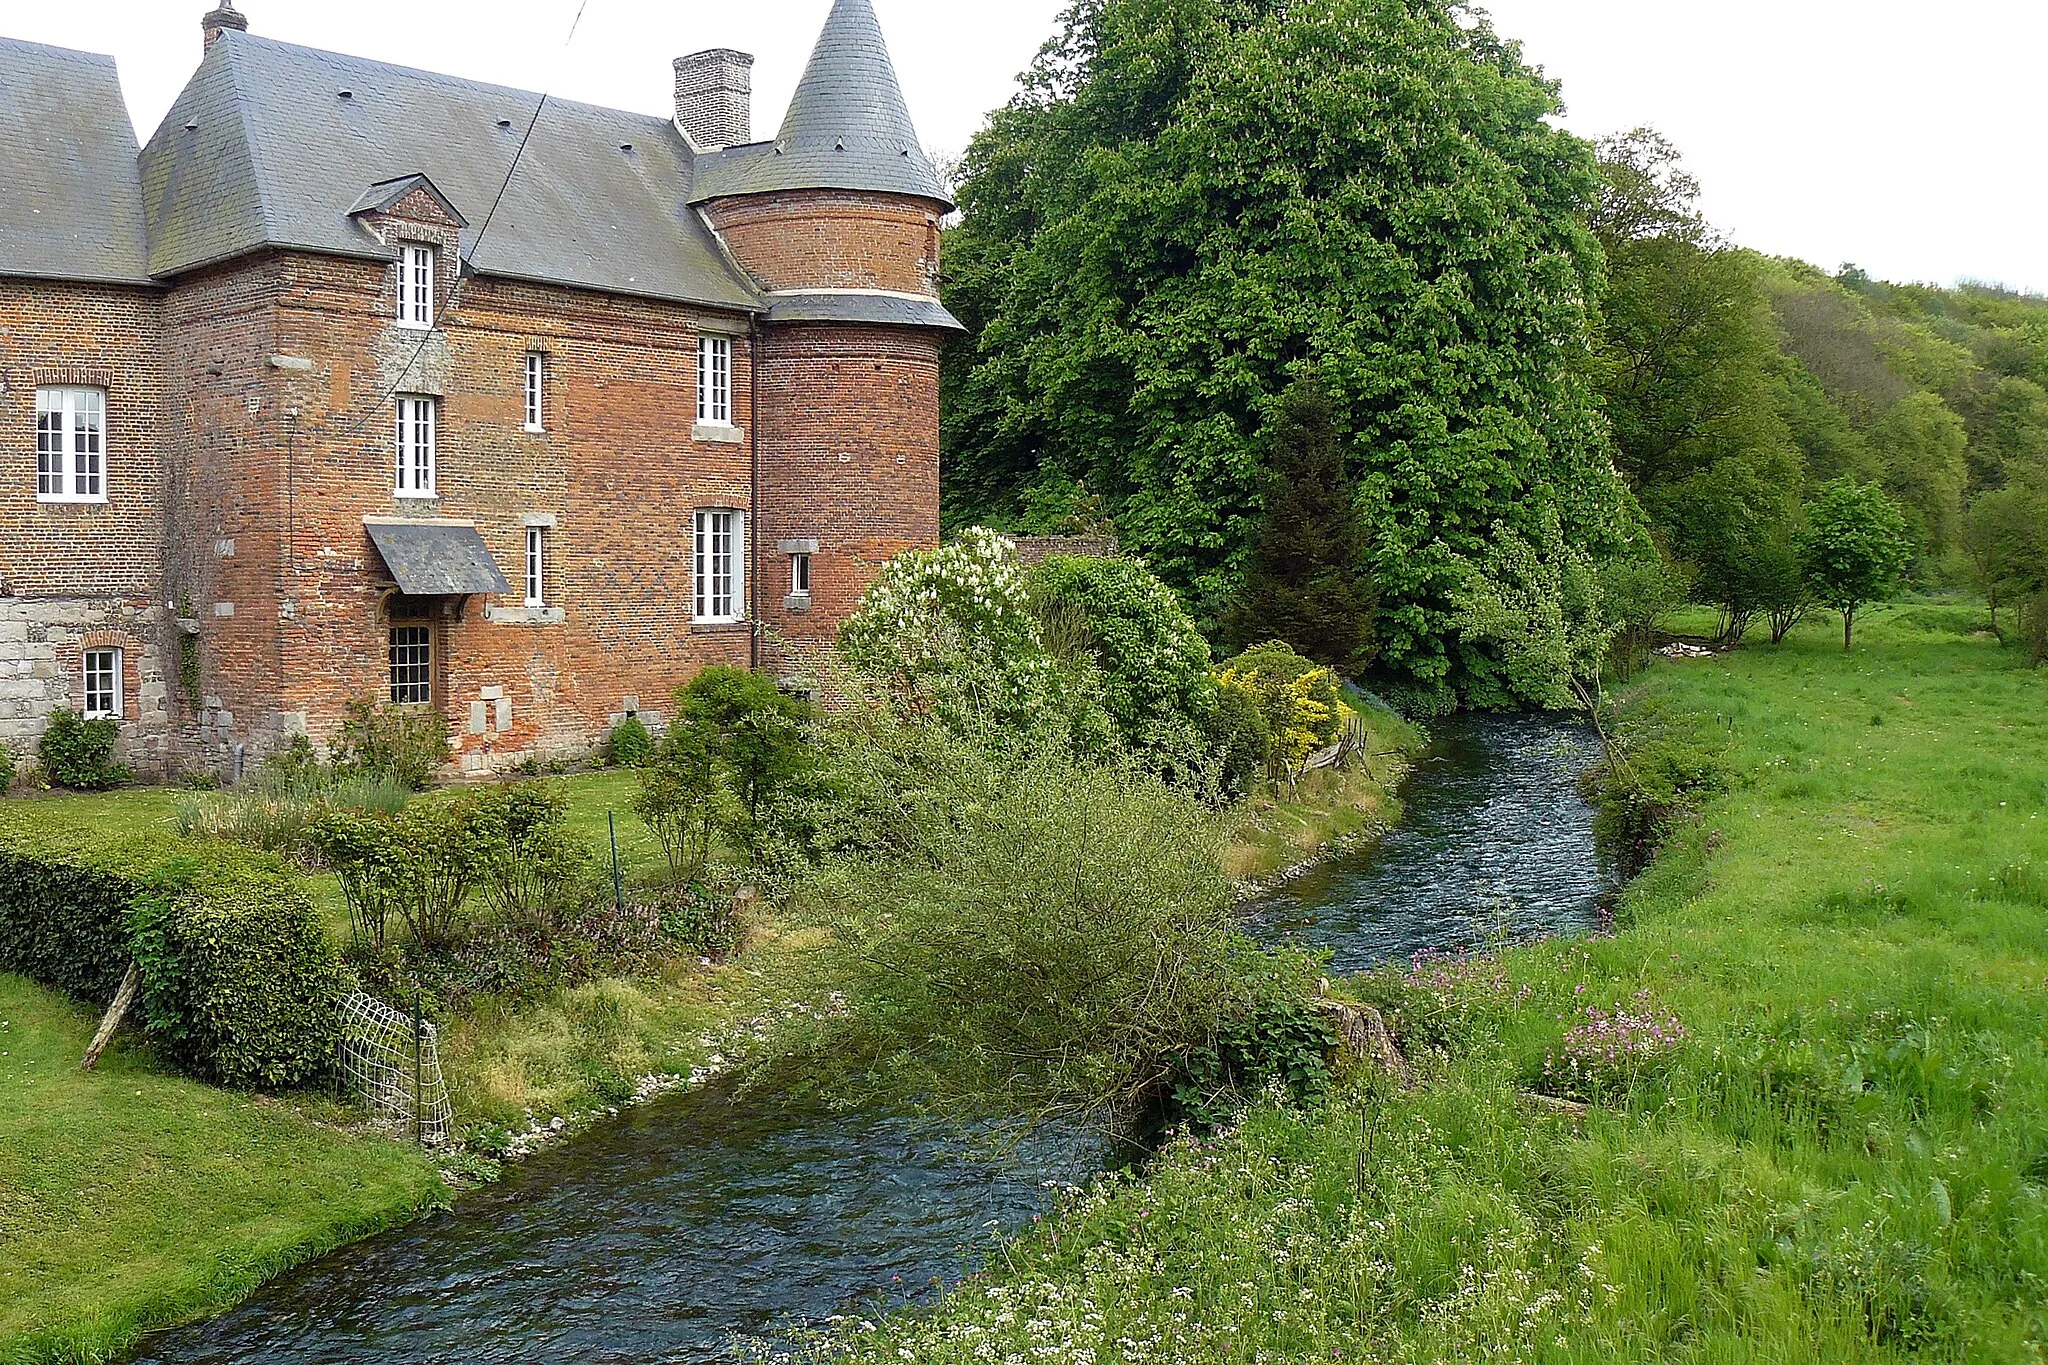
[131,713,1610,1364]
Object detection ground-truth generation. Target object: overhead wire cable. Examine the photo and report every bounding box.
[328,0,594,446]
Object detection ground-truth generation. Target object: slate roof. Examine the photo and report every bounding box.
[365,519,512,597]
[4,9,954,319]
[138,31,762,310]
[0,38,153,285]
[765,290,963,332]
[689,0,951,208]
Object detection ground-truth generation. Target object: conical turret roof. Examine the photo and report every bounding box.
[688,0,950,207]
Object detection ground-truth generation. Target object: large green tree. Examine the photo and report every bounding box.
[1590,130,1796,494]
[941,0,1632,706]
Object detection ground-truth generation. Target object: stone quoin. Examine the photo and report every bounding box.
[0,0,957,778]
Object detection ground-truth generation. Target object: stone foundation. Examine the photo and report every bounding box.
[0,596,187,780]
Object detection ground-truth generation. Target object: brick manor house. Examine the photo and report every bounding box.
[0,0,956,778]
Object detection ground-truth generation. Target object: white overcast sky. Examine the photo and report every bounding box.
[8,1,2040,293]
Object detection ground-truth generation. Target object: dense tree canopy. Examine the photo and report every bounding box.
[940,0,1633,707]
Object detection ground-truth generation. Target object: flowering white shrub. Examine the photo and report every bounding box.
[838,528,1060,731]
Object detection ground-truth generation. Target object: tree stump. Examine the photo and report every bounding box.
[1319,1000,1408,1084]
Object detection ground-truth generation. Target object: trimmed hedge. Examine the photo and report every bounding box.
[0,819,179,1005]
[132,853,351,1088]
[0,815,349,1090]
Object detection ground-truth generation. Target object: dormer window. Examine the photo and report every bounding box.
[398,245,435,329]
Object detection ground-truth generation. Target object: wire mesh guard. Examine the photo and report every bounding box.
[338,992,454,1147]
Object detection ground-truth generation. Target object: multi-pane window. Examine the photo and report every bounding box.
[82,648,122,720]
[395,395,437,497]
[524,353,545,431]
[389,626,432,705]
[789,551,812,598]
[525,525,547,607]
[36,387,106,502]
[398,244,435,329]
[697,334,732,426]
[693,509,744,623]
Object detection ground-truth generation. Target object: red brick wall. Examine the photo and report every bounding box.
[703,192,944,296]
[166,246,760,768]
[752,323,942,670]
[0,279,167,598]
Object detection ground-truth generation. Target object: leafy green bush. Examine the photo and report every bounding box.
[456,782,596,932]
[130,851,351,1089]
[679,663,823,843]
[0,819,348,1089]
[839,528,1056,728]
[331,698,449,791]
[1169,958,1339,1130]
[38,708,132,791]
[0,741,14,795]
[1025,555,1217,760]
[803,726,1279,1125]
[1214,643,1346,776]
[1202,684,1271,802]
[310,804,477,953]
[647,883,744,960]
[607,716,653,768]
[634,724,723,884]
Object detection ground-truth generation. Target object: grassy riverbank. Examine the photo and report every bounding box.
[833,606,2048,1362]
[0,976,443,1365]
[0,701,1421,1360]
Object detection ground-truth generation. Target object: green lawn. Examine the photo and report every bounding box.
[837,605,2048,1363]
[0,976,442,1365]
[0,766,694,1363]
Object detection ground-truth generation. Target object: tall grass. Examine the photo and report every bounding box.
[175,767,410,859]
[822,606,2048,1363]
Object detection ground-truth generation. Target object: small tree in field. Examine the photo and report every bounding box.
[1796,481,1913,651]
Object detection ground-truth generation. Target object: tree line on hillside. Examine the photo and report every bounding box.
[935,0,2048,698]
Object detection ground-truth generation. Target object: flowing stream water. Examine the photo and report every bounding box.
[132,713,1610,1365]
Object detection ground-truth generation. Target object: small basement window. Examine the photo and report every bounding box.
[82,647,122,720]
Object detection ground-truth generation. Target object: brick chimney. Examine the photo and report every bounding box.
[673,49,755,150]
[202,1,248,51]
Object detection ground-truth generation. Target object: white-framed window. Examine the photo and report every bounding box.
[389,625,432,705]
[524,525,546,608]
[398,244,436,329]
[395,395,437,498]
[697,334,732,426]
[36,387,106,503]
[524,353,545,432]
[82,648,122,720]
[789,551,811,598]
[693,509,744,623]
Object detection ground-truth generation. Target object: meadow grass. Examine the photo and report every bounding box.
[0,976,442,1365]
[832,607,2048,1363]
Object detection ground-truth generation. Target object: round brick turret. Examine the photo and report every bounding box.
[692,0,959,678]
